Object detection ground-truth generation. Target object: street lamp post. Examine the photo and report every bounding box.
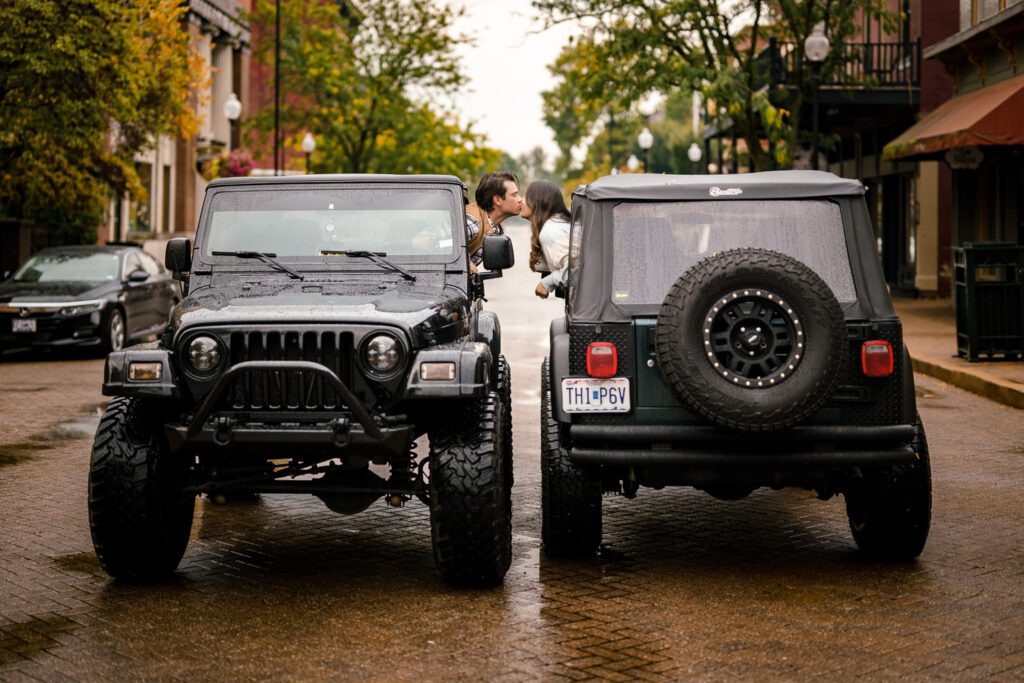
[803,22,831,171]
[301,132,316,174]
[687,142,703,174]
[223,92,242,150]
[626,154,640,173]
[637,127,654,172]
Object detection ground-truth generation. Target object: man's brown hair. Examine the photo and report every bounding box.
[475,171,518,212]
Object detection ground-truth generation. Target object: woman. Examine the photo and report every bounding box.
[522,180,571,299]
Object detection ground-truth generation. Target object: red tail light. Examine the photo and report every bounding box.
[586,342,618,378]
[861,340,894,377]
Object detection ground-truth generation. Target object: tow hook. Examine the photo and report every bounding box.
[213,416,234,446]
[331,417,351,447]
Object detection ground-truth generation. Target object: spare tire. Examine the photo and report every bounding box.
[655,248,846,432]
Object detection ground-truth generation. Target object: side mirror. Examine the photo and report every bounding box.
[128,269,149,283]
[165,237,192,279]
[482,235,514,272]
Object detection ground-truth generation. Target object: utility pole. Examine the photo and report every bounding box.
[274,0,281,175]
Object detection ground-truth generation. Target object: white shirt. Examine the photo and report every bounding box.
[538,217,570,290]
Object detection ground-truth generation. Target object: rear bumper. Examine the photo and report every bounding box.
[569,423,917,468]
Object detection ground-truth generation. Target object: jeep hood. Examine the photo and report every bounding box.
[172,281,471,346]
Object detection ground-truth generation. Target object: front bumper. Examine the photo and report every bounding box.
[166,413,413,462]
[569,424,917,468]
[0,310,106,349]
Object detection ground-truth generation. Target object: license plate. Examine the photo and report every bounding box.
[561,377,631,413]
[12,318,36,333]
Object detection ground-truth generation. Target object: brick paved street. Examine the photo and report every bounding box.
[2,227,1023,681]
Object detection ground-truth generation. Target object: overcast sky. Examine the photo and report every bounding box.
[452,0,580,162]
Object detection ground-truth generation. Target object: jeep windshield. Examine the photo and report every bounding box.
[203,187,459,263]
[610,199,856,305]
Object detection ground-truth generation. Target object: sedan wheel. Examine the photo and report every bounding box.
[106,310,126,352]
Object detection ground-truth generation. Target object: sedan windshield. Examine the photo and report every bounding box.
[13,252,121,283]
[611,200,857,304]
[204,187,458,261]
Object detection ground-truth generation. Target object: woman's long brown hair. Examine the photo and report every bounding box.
[526,181,571,267]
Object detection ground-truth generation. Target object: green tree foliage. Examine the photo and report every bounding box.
[0,0,203,241]
[247,0,499,180]
[535,0,896,172]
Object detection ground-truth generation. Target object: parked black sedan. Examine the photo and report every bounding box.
[0,244,180,354]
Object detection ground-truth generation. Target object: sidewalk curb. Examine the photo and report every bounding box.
[911,356,1024,410]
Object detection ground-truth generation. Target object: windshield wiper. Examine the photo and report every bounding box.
[320,250,416,282]
[211,251,305,281]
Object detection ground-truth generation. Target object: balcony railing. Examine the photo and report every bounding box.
[756,38,921,91]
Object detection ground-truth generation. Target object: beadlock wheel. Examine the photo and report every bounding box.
[701,288,804,388]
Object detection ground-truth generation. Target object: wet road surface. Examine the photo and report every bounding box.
[1,225,1023,680]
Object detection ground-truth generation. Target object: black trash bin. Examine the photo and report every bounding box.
[954,242,1024,361]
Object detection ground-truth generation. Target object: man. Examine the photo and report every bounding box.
[466,171,522,270]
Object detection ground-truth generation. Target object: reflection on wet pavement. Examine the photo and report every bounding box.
[2,347,1023,676]
[0,412,100,466]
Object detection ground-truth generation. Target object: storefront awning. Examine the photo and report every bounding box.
[884,73,1024,160]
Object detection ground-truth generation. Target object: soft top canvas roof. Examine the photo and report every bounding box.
[579,170,864,201]
[209,173,465,189]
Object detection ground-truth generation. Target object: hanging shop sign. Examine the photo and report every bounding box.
[945,146,984,170]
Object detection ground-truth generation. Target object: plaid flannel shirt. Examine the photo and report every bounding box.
[465,212,504,266]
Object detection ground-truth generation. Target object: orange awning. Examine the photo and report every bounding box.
[884,73,1024,160]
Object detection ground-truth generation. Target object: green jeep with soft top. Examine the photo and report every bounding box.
[542,171,931,561]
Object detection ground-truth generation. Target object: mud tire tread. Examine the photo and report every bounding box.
[845,416,932,560]
[88,396,194,580]
[496,354,513,488]
[540,358,602,557]
[429,392,512,586]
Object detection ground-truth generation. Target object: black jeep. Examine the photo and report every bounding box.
[542,171,930,560]
[89,174,515,586]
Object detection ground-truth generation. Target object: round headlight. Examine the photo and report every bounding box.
[187,336,222,372]
[365,334,401,374]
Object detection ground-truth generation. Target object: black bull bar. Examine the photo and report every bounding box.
[167,361,393,452]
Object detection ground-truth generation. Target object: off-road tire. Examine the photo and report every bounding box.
[495,354,513,489]
[88,396,195,580]
[429,392,512,585]
[845,416,931,560]
[655,248,846,432]
[541,358,602,557]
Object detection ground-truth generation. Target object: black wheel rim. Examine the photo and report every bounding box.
[701,288,803,388]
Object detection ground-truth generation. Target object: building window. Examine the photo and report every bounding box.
[162,164,172,235]
[129,162,153,234]
[110,190,123,242]
[970,0,1015,26]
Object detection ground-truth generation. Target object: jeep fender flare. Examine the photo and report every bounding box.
[103,346,180,399]
[549,316,571,423]
[404,341,493,399]
[476,311,501,385]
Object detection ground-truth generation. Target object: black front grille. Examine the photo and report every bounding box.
[224,330,355,410]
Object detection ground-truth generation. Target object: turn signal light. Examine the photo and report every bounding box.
[420,362,456,381]
[861,340,894,377]
[128,362,163,382]
[586,342,618,378]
